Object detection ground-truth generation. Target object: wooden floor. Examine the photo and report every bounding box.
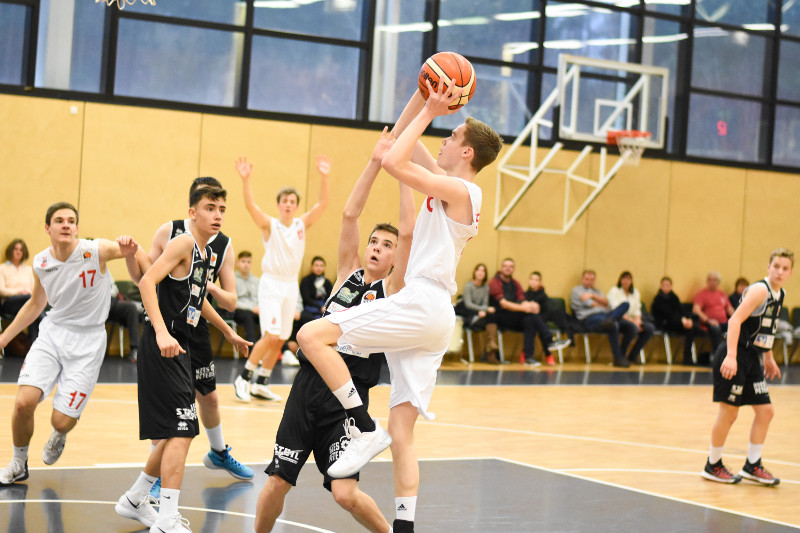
[0,359,799,530]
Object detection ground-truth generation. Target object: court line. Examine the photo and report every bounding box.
[496,457,800,530]
[0,499,335,532]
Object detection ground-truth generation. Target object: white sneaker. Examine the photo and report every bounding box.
[0,458,28,485]
[150,512,191,533]
[250,383,282,402]
[42,429,66,465]
[115,492,158,527]
[233,376,251,403]
[281,349,300,366]
[327,418,392,478]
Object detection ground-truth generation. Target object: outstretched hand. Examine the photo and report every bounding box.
[316,154,332,177]
[226,329,253,358]
[371,126,396,161]
[424,78,464,117]
[235,156,253,180]
[116,235,139,257]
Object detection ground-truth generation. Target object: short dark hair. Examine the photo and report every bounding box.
[45,202,78,226]
[660,276,672,284]
[501,257,515,265]
[276,187,300,204]
[582,269,596,277]
[734,277,749,288]
[190,185,227,207]
[530,271,542,278]
[463,116,503,173]
[369,223,399,240]
[237,250,252,260]
[311,256,326,265]
[190,177,223,204]
[5,239,29,262]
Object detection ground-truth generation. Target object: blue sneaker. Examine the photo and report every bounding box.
[150,477,161,501]
[202,446,254,480]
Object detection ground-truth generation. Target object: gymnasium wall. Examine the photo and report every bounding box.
[2,93,799,311]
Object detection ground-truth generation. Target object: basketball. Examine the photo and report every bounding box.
[418,52,476,110]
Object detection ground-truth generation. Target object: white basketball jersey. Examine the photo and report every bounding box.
[33,239,111,327]
[261,217,305,281]
[405,178,481,295]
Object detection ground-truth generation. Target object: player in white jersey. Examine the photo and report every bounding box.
[298,84,503,532]
[232,154,330,403]
[0,202,139,485]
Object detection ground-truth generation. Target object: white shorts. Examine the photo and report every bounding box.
[326,278,455,420]
[258,276,299,340]
[18,319,107,418]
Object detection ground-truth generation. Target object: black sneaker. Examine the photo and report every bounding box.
[701,459,742,484]
[740,459,780,486]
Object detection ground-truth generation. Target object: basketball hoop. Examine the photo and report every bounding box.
[606,130,652,166]
[96,0,156,10]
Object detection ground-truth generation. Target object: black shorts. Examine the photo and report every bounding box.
[189,320,216,396]
[137,325,199,440]
[265,364,370,491]
[712,344,771,406]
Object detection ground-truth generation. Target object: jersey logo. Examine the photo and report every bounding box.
[426,196,434,212]
[40,257,48,268]
[362,290,377,303]
[210,252,218,266]
[193,267,205,283]
[83,251,92,259]
[175,228,185,236]
[338,287,358,304]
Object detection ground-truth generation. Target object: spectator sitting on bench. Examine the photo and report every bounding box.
[570,269,632,368]
[652,276,702,365]
[607,271,654,365]
[524,271,571,366]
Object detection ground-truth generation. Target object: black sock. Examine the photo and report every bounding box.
[345,405,375,432]
[393,519,414,533]
[241,368,253,381]
[255,374,267,385]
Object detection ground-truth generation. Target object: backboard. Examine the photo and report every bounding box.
[557,54,669,150]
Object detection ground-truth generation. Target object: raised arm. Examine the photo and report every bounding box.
[385,180,415,296]
[300,154,331,228]
[336,129,392,284]
[390,90,440,173]
[0,273,48,349]
[235,156,272,234]
[381,81,472,223]
[97,237,138,272]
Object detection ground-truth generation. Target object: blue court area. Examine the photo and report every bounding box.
[0,458,796,532]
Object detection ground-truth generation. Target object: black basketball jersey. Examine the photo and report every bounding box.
[146,235,212,337]
[739,279,785,352]
[170,219,230,285]
[298,268,386,387]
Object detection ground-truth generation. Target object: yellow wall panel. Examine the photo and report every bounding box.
[78,103,203,279]
[0,95,84,255]
[664,162,745,302]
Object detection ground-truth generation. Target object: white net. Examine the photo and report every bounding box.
[609,131,651,166]
[96,0,156,10]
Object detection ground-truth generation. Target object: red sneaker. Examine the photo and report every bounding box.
[740,459,780,486]
[545,355,556,365]
[701,460,742,484]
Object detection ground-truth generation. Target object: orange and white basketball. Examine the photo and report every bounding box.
[418,52,476,110]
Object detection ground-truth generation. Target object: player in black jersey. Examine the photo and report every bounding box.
[115,186,251,533]
[145,178,253,494]
[702,248,793,487]
[254,129,414,533]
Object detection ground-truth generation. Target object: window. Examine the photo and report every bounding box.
[253,0,366,40]
[124,0,246,25]
[686,94,765,163]
[0,3,28,85]
[691,26,770,97]
[115,19,241,106]
[249,36,361,119]
[773,104,800,167]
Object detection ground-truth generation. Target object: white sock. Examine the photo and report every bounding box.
[159,488,180,518]
[13,446,28,462]
[257,366,272,378]
[709,445,724,464]
[333,380,363,409]
[395,496,417,522]
[128,471,158,498]
[747,442,763,464]
[205,424,226,453]
[245,360,258,372]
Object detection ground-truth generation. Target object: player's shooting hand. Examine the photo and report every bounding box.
[719,354,737,380]
[316,154,332,177]
[424,79,463,117]
[156,330,186,358]
[116,235,139,257]
[234,156,253,180]
[226,330,253,358]
[372,127,396,161]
